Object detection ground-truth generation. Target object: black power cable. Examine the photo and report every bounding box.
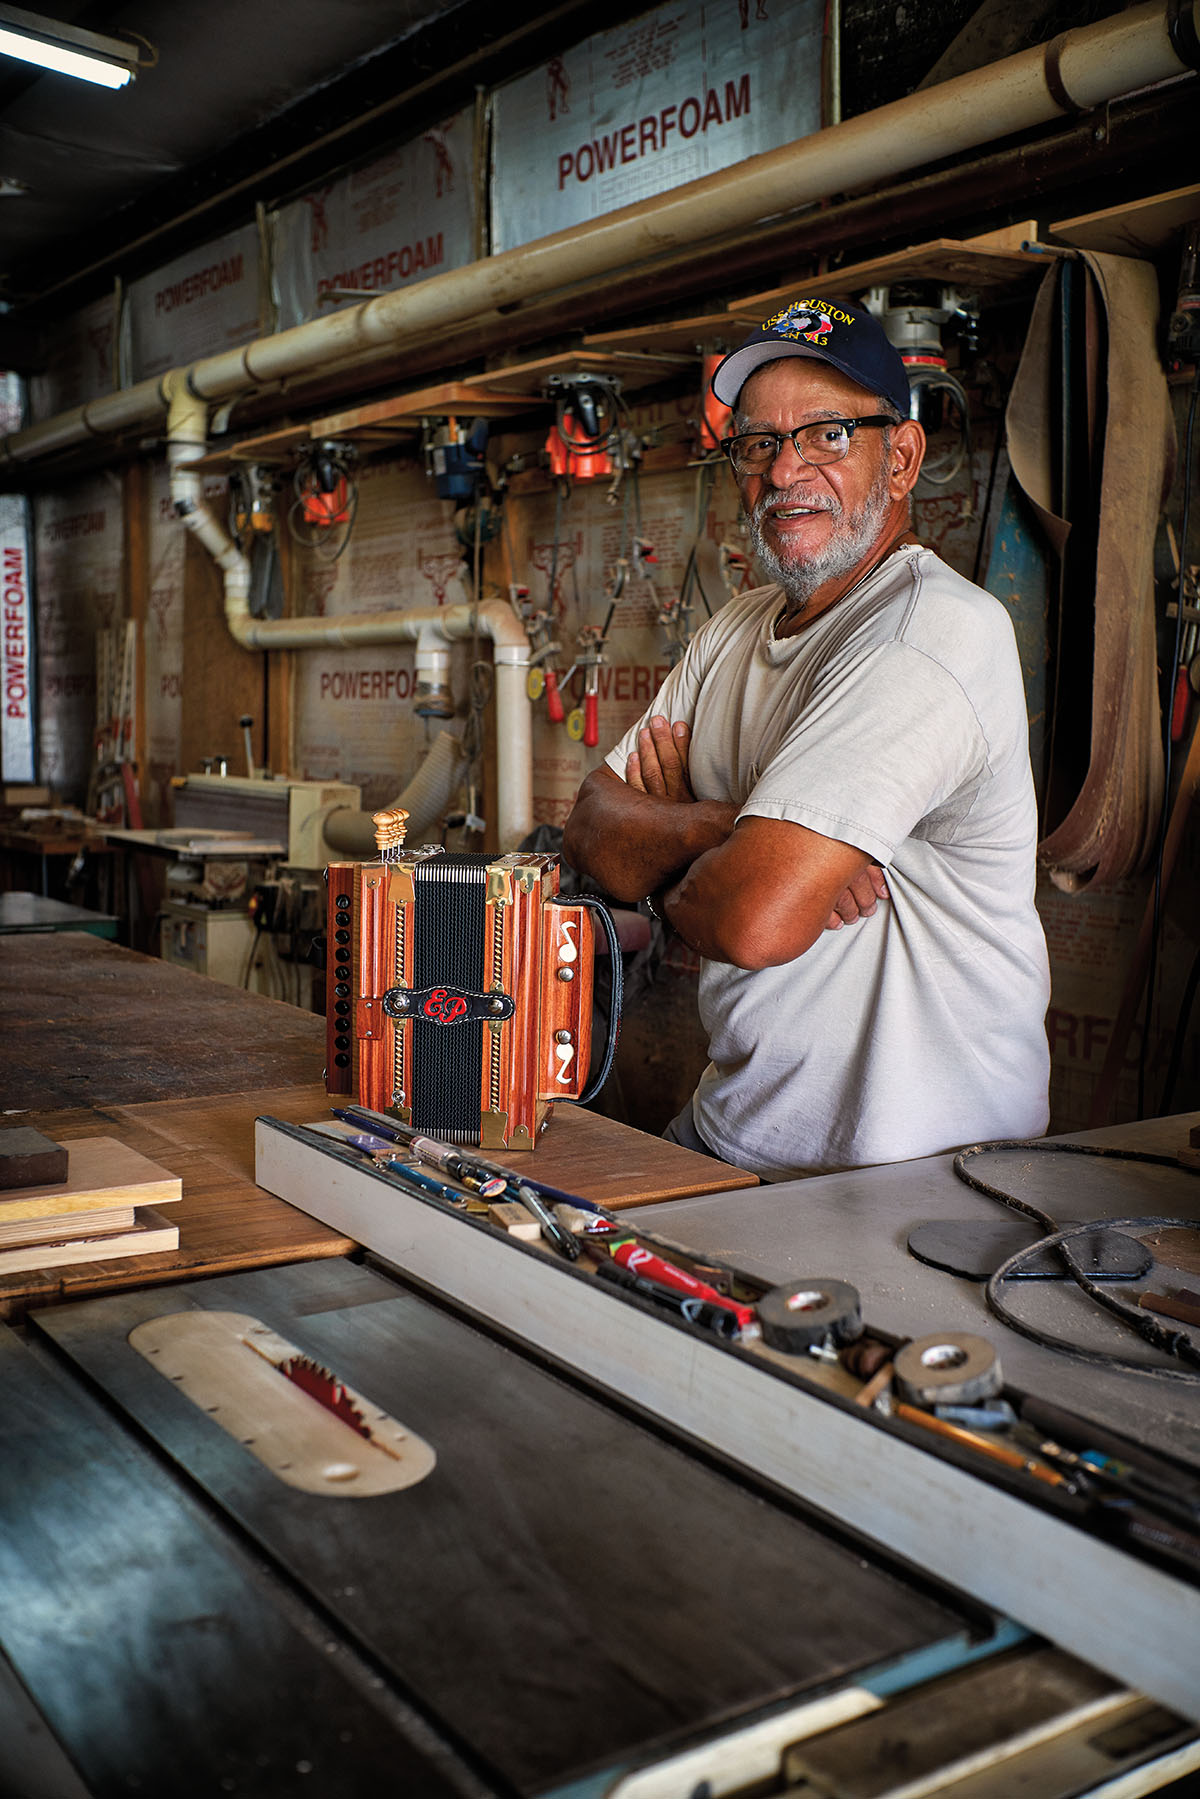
[954,1139,1200,1381]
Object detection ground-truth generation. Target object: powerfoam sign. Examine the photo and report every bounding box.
[127,223,261,382]
[490,0,822,252]
[274,116,475,330]
[1,492,35,783]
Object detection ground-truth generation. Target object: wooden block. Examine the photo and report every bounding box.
[0,1138,182,1222]
[487,1201,540,1241]
[0,1208,179,1275]
[0,1128,68,1190]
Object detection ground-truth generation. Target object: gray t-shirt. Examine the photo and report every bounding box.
[606,545,1050,1180]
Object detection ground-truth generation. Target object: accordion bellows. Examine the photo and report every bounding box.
[326,848,607,1151]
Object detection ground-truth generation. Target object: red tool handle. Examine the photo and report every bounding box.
[583,691,599,748]
[611,1240,756,1329]
[1173,665,1191,743]
[544,669,565,723]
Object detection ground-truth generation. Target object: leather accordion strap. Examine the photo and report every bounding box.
[567,894,623,1106]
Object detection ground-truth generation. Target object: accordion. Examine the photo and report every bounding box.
[325,840,620,1151]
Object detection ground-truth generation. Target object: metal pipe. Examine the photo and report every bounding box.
[2,0,1194,471]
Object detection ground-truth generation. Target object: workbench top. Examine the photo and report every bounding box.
[0,890,117,936]
[1,931,325,1108]
[0,933,755,1316]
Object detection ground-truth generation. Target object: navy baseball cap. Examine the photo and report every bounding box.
[711,298,911,419]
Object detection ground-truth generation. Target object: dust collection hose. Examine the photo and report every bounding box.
[322,729,465,858]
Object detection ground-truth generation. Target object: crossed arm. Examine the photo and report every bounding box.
[562,715,888,970]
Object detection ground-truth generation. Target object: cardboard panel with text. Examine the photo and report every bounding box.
[32,477,124,802]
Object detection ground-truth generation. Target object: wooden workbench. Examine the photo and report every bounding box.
[0,933,755,1317]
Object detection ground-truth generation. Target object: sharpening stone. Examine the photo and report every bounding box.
[0,1127,68,1190]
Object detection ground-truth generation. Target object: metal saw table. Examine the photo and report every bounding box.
[634,1111,1200,1469]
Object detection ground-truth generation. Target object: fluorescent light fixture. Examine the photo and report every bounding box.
[0,5,139,88]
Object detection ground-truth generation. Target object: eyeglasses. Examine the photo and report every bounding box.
[720,416,895,475]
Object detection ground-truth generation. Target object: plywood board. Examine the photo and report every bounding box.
[0,1087,354,1320]
[0,1138,180,1220]
[469,346,691,394]
[0,1207,178,1275]
[0,1204,133,1248]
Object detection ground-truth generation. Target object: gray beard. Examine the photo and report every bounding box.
[747,466,893,611]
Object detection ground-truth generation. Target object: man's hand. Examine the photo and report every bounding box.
[626,716,694,801]
[563,759,737,905]
[622,713,888,936]
[824,863,889,931]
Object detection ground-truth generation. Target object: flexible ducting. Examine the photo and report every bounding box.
[322,728,468,856]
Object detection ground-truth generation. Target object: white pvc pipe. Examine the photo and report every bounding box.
[164,379,533,849]
[1,0,1193,472]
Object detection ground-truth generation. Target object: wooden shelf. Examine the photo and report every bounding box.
[1049,184,1200,258]
[191,351,692,470]
[742,230,1049,313]
[582,310,764,357]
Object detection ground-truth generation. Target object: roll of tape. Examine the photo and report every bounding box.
[756,1278,863,1352]
[893,1332,1002,1408]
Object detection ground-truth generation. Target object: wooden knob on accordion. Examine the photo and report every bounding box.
[372,808,410,857]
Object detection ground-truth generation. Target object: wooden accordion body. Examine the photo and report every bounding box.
[326,850,597,1150]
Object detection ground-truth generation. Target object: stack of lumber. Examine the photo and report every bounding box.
[0,1131,181,1274]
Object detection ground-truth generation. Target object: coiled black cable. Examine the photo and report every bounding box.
[954,1139,1200,1381]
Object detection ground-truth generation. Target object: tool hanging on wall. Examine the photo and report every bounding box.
[422,414,503,555]
[658,461,722,665]
[695,352,733,456]
[562,473,657,745]
[543,372,642,505]
[525,478,574,726]
[544,373,623,483]
[287,440,359,561]
[864,284,977,504]
[229,464,284,620]
[89,620,140,826]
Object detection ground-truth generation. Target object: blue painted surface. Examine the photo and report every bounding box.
[544,1617,1030,1796]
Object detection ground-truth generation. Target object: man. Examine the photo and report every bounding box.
[563,299,1050,1181]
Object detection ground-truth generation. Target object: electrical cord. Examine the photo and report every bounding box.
[971,427,1007,588]
[953,1138,1200,1381]
[911,372,971,489]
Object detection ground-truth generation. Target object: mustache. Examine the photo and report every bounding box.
[749,488,841,526]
